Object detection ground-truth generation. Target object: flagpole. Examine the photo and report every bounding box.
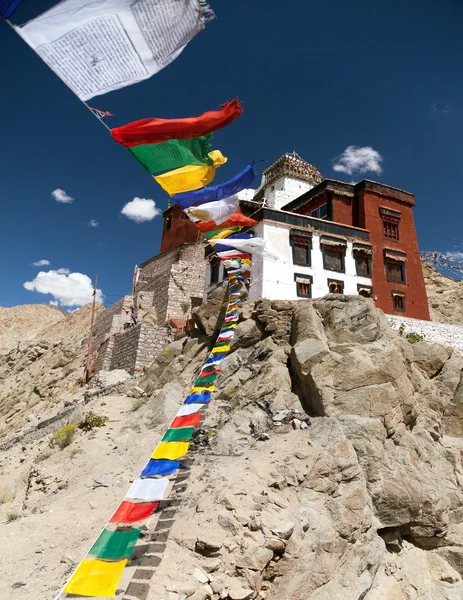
[85,275,98,383]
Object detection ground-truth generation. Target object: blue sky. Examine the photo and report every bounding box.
[1,0,462,308]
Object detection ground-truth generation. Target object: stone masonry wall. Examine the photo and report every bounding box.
[110,326,141,373]
[134,324,171,372]
[388,315,463,353]
[137,247,182,325]
[138,243,205,325]
[93,337,113,373]
[93,295,132,351]
[166,245,206,322]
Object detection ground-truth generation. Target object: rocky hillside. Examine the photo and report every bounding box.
[2,295,463,599]
[0,303,103,436]
[0,304,66,353]
[423,264,463,325]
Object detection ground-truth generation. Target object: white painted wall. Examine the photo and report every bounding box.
[248,221,372,301]
[204,260,226,299]
[265,177,314,210]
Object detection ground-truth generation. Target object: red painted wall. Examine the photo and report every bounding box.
[291,180,429,321]
[160,204,201,253]
[332,194,354,227]
[357,189,430,320]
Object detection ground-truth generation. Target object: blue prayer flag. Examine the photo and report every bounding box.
[174,162,255,209]
[0,0,24,19]
[140,459,181,478]
[184,393,211,404]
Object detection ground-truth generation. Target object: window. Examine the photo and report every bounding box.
[165,216,172,230]
[210,258,220,284]
[355,253,371,277]
[386,260,406,284]
[191,297,202,309]
[309,204,328,219]
[294,244,310,265]
[322,245,345,272]
[380,207,401,241]
[358,285,373,298]
[295,274,312,297]
[392,292,405,311]
[290,231,312,266]
[328,279,344,294]
[383,221,399,240]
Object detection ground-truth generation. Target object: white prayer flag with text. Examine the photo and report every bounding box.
[16,0,213,101]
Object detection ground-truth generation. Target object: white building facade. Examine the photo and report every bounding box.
[205,207,374,302]
[204,152,374,303]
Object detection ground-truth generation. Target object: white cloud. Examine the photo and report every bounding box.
[32,259,50,267]
[52,188,74,203]
[24,269,103,308]
[89,219,99,227]
[446,251,463,259]
[431,101,451,115]
[121,197,161,223]
[333,145,383,176]
[49,300,59,306]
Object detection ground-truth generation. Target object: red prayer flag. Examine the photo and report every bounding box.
[197,214,258,233]
[196,369,220,379]
[111,99,243,147]
[171,414,202,429]
[109,501,158,524]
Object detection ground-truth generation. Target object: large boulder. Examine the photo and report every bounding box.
[193,285,228,337]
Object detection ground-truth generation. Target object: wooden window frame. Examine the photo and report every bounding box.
[380,207,401,241]
[294,273,312,298]
[357,284,373,298]
[354,251,372,278]
[327,278,344,294]
[321,244,346,273]
[290,232,312,267]
[210,258,220,285]
[385,260,406,284]
[391,291,406,312]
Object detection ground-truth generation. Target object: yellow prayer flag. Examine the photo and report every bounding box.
[211,228,241,239]
[213,344,230,353]
[191,385,215,393]
[151,441,189,460]
[154,150,227,196]
[64,557,127,597]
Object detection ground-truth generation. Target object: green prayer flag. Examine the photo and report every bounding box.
[194,374,217,385]
[162,427,195,442]
[214,341,229,348]
[129,135,213,175]
[203,227,241,240]
[90,528,141,560]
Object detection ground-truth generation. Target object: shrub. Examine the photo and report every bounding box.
[51,424,77,449]
[398,324,424,344]
[405,331,424,344]
[78,411,108,432]
[0,485,14,504]
[6,510,19,522]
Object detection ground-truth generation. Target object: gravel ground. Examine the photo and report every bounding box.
[388,315,463,353]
